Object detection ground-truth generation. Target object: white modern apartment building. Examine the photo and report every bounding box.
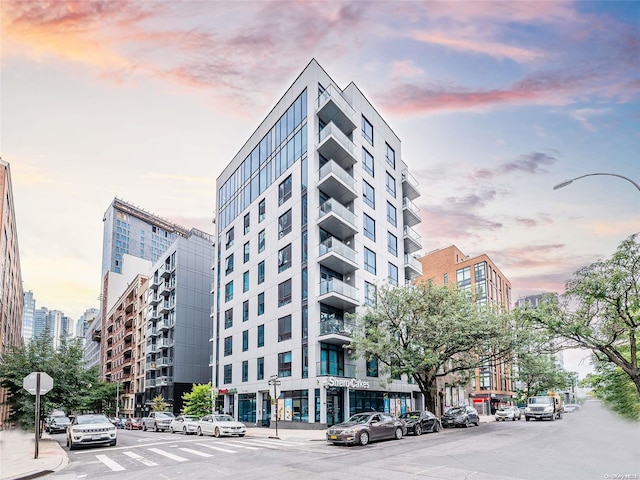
[213,60,423,428]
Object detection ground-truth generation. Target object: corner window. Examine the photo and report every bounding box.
[362,115,373,145]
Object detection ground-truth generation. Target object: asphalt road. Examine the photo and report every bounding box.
[48,401,639,480]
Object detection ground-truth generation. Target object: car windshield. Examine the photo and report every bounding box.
[76,415,111,425]
[343,413,374,425]
[529,397,553,405]
[54,417,71,424]
[445,407,466,415]
[214,415,234,422]
[183,416,199,422]
[399,412,420,419]
[157,413,175,418]
[499,407,512,411]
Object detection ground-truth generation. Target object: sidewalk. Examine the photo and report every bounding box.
[0,429,68,480]
[245,425,327,442]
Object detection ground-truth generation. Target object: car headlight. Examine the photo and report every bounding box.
[525,407,531,413]
[342,427,360,435]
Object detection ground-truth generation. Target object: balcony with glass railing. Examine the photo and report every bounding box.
[402,197,421,227]
[157,318,175,331]
[404,253,423,280]
[146,327,158,338]
[156,376,174,386]
[159,300,175,314]
[318,160,357,204]
[401,169,420,200]
[145,378,156,388]
[155,357,173,368]
[317,122,357,170]
[316,84,356,135]
[403,225,422,253]
[318,278,359,309]
[318,236,358,274]
[318,199,357,241]
[318,317,356,345]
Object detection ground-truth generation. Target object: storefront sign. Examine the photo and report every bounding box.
[217,388,237,395]
[326,376,370,389]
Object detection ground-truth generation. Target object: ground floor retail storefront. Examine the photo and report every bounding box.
[469,392,515,415]
[216,376,422,428]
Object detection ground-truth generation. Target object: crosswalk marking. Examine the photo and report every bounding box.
[240,439,282,449]
[123,451,158,466]
[216,441,261,450]
[195,442,238,454]
[147,447,188,462]
[246,438,298,447]
[179,447,213,457]
[95,454,126,471]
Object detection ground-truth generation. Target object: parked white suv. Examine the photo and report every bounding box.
[142,412,175,432]
[67,414,117,450]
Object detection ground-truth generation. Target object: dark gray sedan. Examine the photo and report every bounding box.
[441,406,480,428]
[326,412,404,446]
[399,410,441,435]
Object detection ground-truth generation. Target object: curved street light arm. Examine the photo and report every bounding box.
[553,173,640,193]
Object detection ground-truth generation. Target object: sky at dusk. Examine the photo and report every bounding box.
[2,1,639,377]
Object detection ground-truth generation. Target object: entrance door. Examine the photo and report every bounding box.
[262,394,271,427]
[326,388,344,426]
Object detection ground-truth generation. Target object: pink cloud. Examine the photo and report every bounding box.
[471,151,558,180]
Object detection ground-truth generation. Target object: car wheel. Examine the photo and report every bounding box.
[464,419,470,428]
[69,439,76,451]
[394,427,403,440]
[525,417,530,421]
[474,420,480,426]
[214,427,221,438]
[143,423,147,431]
[359,431,369,446]
[183,427,188,435]
[433,422,440,433]
[170,426,175,433]
[110,439,117,447]
[414,424,422,436]
[551,413,556,421]
[197,427,203,436]
[154,422,159,432]
[238,434,245,437]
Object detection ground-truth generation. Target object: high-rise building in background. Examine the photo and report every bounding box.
[0,159,24,426]
[22,290,36,342]
[144,229,214,415]
[213,60,423,427]
[417,245,513,415]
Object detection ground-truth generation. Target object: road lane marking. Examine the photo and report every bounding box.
[195,443,238,453]
[216,441,261,450]
[147,447,188,462]
[179,447,213,457]
[95,454,126,471]
[123,450,158,466]
[240,439,282,449]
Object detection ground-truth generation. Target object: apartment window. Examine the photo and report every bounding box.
[258,199,266,223]
[224,308,233,329]
[258,261,265,284]
[224,281,234,302]
[278,244,292,273]
[278,279,292,306]
[302,267,308,300]
[225,227,234,249]
[257,292,265,315]
[386,172,396,198]
[301,230,308,263]
[387,201,397,227]
[242,330,249,351]
[278,315,292,341]
[242,360,248,382]
[457,266,472,292]
[364,248,376,274]
[444,273,448,285]
[257,357,264,380]
[362,148,374,177]
[258,230,265,253]
[243,271,250,292]
[388,262,399,286]
[224,336,233,356]
[278,351,292,377]
[385,143,395,169]
[362,115,373,145]
[387,232,398,256]
[366,358,379,377]
[223,365,232,384]
[244,213,250,235]
[364,281,377,306]
[278,209,292,239]
[243,242,250,263]
[257,325,264,347]
[302,345,309,378]
[302,305,308,339]
[225,254,234,275]
[278,175,293,205]
[243,300,249,322]
[363,180,375,209]
[363,214,376,241]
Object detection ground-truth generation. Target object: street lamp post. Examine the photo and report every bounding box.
[553,173,640,193]
[106,375,119,418]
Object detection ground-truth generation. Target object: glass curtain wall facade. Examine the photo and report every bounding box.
[213,60,423,427]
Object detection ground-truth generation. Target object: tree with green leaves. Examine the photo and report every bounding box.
[349,282,517,412]
[519,234,640,399]
[151,395,168,412]
[515,353,575,400]
[0,333,99,429]
[181,382,214,417]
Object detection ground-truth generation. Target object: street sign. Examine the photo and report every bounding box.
[23,372,54,395]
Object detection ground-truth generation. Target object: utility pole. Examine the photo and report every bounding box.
[268,375,281,439]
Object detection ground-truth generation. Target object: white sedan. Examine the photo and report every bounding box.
[197,414,246,437]
[169,415,200,434]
